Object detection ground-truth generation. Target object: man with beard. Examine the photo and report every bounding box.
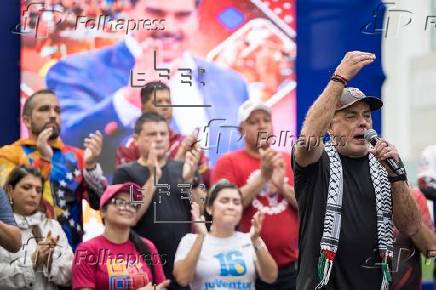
[0,89,106,250]
[46,0,249,176]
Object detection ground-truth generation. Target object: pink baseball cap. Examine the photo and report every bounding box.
[100,182,143,208]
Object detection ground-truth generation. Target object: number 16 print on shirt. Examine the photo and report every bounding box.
[214,251,247,276]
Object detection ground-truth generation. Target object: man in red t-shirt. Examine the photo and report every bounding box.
[392,188,434,290]
[116,81,209,186]
[212,100,299,290]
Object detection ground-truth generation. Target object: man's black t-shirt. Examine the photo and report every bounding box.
[292,150,383,290]
[112,160,192,279]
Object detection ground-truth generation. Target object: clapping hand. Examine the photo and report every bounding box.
[175,128,201,161]
[249,211,264,243]
[145,142,162,182]
[260,148,277,181]
[271,153,285,192]
[182,148,201,183]
[84,130,103,169]
[191,202,207,235]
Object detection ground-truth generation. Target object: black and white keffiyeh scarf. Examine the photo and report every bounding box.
[316,143,394,290]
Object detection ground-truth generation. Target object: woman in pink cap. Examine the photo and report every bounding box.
[72,182,169,290]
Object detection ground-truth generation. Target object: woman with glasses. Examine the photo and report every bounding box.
[72,182,169,290]
[0,165,73,289]
[173,179,278,290]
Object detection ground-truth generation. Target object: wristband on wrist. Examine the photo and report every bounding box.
[388,158,408,183]
[388,174,407,183]
[331,74,348,87]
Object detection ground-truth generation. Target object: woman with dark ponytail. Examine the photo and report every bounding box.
[72,183,169,290]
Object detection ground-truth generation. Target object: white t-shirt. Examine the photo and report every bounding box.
[175,232,256,290]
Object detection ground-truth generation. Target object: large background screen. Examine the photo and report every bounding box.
[20,0,296,238]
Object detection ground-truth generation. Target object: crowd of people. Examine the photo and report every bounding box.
[1,50,436,290]
[3,1,436,290]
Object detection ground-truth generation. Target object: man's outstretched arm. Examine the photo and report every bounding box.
[294,51,376,168]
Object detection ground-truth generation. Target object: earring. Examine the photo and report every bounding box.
[6,187,13,206]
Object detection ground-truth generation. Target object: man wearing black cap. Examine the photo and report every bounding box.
[292,51,426,290]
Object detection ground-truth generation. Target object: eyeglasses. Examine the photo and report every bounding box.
[110,197,140,211]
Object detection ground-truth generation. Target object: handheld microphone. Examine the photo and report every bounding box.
[364,129,406,176]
